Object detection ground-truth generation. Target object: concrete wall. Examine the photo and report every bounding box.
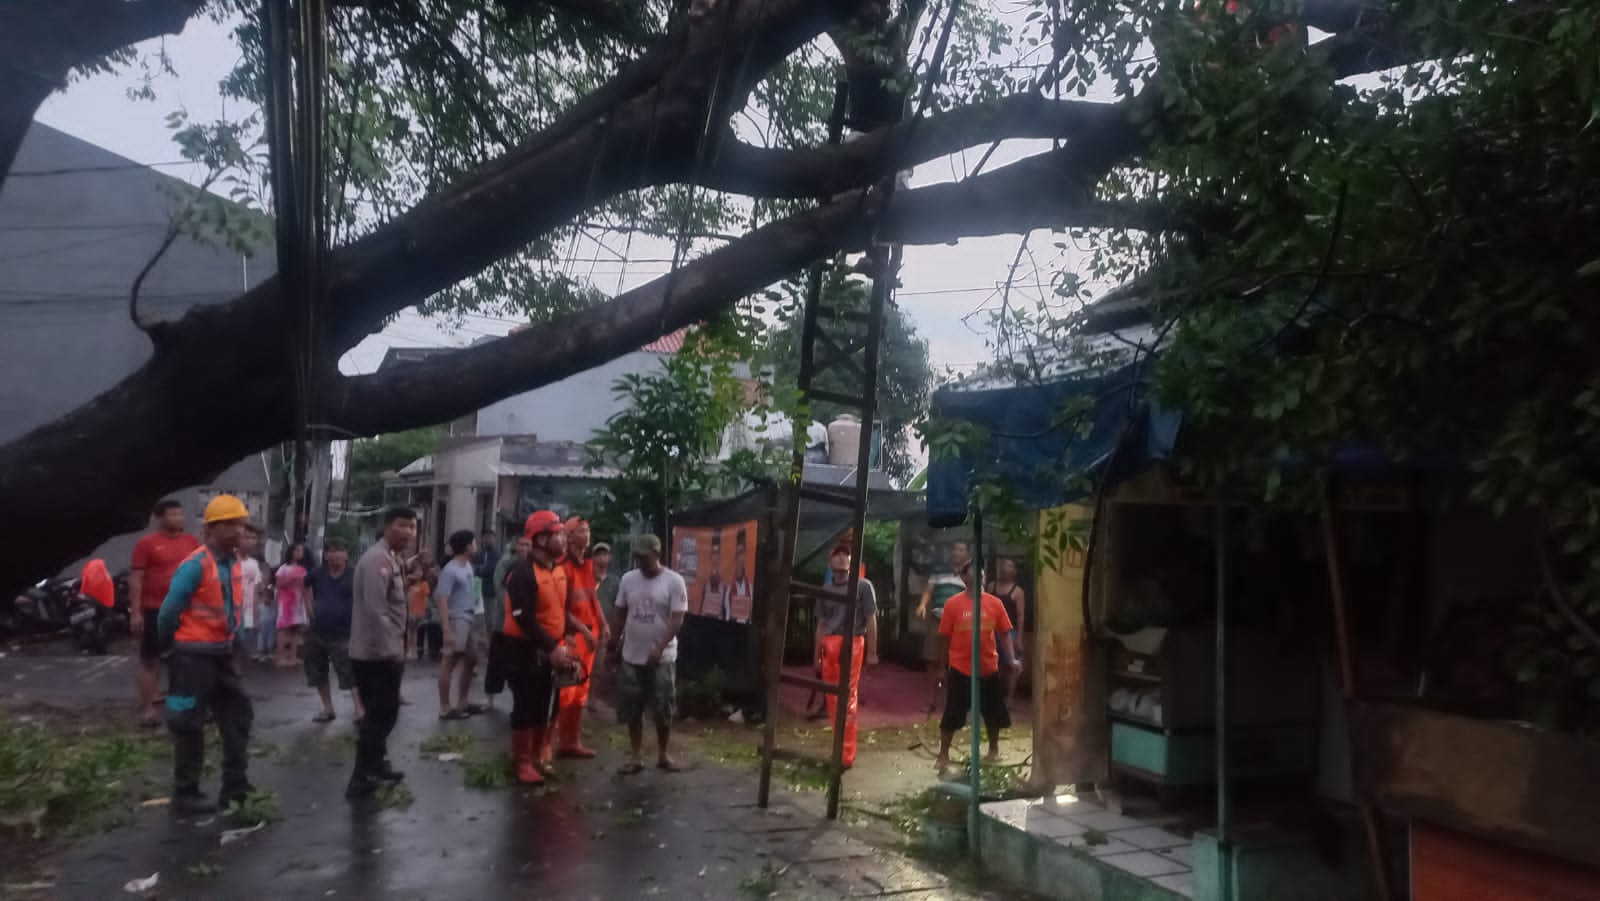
[475,351,668,440]
[0,123,274,576]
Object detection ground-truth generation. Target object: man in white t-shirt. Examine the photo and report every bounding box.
[235,525,263,666]
[608,533,688,775]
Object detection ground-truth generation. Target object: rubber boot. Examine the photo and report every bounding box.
[556,706,597,759]
[513,729,543,786]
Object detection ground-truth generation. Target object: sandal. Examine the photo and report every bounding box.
[312,711,336,724]
[439,709,470,721]
[464,703,489,716]
[617,762,645,775]
[657,759,683,773]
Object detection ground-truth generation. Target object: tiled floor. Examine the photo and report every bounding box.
[981,795,1196,899]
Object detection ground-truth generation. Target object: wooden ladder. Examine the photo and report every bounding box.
[756,82,898,820]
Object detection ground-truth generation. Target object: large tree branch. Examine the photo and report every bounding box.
[705,94,1128,199]
[0,0,207,193]
[262,0,856,350]
[326,146,1167,434]
[0,0,206,72]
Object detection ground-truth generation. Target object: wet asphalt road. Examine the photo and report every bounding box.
[3,653,985,901]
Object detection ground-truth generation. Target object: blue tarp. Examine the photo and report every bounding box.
[926,363,1182,528]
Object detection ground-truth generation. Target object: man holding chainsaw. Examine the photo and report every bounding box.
[501,510,578,785]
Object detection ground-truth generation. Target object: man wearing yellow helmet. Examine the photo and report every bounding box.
[156,493,256,816]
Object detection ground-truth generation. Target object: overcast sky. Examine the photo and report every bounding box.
[35,13,1078,380]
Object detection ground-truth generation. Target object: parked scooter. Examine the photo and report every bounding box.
[7,577,73,637]
[4,569,128,650]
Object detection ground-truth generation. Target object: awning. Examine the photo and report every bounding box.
[925,361,1180,527]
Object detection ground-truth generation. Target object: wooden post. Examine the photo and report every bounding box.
[1320,499,1394,901]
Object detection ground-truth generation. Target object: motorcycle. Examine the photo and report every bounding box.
[8,577,73,637]
[65,586,119,655]
[5,571,128,652]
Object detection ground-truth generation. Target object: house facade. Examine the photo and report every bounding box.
[0,123,275,576]
[378,334,683,557]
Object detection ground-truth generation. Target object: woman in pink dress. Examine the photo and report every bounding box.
[274,543,309,667]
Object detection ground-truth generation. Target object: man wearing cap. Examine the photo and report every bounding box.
[502,510,577,785]
[609,534,689,774]
[155,494,255,815]
[555,517,607,759]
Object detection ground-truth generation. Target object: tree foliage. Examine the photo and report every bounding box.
[344,426,444,510]
[584,328,764,538]
[922,0,1600,731]
[761,265,932,482]
[0,0,1486,600]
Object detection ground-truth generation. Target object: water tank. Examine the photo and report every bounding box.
[827,414,863,466]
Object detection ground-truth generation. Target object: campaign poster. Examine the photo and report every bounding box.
[671,521,757,624]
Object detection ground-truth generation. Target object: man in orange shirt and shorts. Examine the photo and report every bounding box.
[934,560,1021,775]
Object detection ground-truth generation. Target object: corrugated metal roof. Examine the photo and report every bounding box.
[488,462,618,479]
[640,327,686,353]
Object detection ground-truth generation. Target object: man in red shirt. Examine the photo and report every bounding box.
[934,561,1021,776]
[129,500,201,728]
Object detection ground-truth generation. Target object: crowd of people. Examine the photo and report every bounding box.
[124,495,1030,810]
[128,495,697,812]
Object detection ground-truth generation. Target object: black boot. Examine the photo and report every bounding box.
[173,793,217,816]
[345,768,383,800]
[218,782,256,811]
[372,759,405,783]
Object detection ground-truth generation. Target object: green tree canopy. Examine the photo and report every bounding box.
[0,0,1562,611]
[345,426,444,510]
[761,266,932,482]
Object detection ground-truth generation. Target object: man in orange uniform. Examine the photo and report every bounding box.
[814,542,878,769]
[934,561,1021,776]
[555,516,607,759]
[155,495,255,815]
[502,510,576,785]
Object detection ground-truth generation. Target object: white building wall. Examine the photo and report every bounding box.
[434,439,504,539]
[475,352,668,441]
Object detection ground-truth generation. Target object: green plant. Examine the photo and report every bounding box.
[419,732,476,756]
[224,788,279,826]
[739,862,786,899]
[186,860,223,879]
[586,330,762,536]
[463,754,514,790]
[375,782,415,810]
[0,717,156,840]
[676,666,728,719]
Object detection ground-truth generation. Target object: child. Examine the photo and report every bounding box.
[274,543,309,667]
[407,560,436,661]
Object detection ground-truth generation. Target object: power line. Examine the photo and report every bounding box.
[0,223,175,232]
[7,160,196,177]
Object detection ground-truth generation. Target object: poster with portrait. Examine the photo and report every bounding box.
[670,521,758,624]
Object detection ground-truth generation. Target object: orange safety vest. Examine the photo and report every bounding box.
[173,547,243,653]
[504,561,568,643]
